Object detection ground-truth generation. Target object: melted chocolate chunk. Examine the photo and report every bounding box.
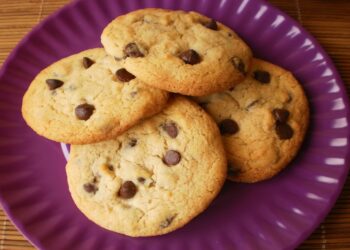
[163,150,181,166]
[204,19,218,30]
[116,68,136,82]
[160,215,176,228]
[75,104,95,120]
[179,49,201,65]
[162,122,178,138]
[273,109,290,123]
[118,181,137,199]
[219,119,239,135]
[46,79,64,90]
[82,57,95,69]
[275,122,294,140]
[83,183,98,194]
[128,138,137,147]
[124,43,144,58]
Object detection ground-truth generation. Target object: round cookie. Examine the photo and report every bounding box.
[66,97,226,236]
[22,48,169,144]
[101,8,252,96]
[195,58,309,183]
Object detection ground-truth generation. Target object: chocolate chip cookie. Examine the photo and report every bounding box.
[66,97,226,236]
[195,58,309,183]
[22,48,168,144]
[101,8,252,96]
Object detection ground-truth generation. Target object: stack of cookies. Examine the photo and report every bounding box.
[22,9,309,237]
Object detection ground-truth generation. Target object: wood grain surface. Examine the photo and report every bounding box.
[0,0,349,249]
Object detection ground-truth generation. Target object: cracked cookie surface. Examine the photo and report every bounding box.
[194,58,309,183]
[66,97,227,236]
[22,48,168,144]
[101,8,252,96]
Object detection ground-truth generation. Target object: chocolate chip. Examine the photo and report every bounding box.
[46,79,64,90]
[128,138,137,147]
[82,57,95,69]
[204,19,218,30]
[231,57,245,74]
[124,43,144,58]
[75,104,95,120]
[83,183,98,194]
[163,150,181,166]
[116,68,136,82]
[107,165,114,171]
[219,119,239,135]
[273,109,290,123]
[160,215,176,228]
[137,177,145,183]
[162,122,178,138]
[253,70,271,84]
[275,122,294,140]
[179,49,201,65]
[118,181,137,199]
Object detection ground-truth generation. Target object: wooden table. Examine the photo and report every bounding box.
[0,0,349,249]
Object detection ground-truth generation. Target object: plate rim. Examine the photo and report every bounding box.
[0,1,83,249]
[260,1,350,249]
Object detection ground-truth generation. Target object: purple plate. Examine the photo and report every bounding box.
[0,0,349,249]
